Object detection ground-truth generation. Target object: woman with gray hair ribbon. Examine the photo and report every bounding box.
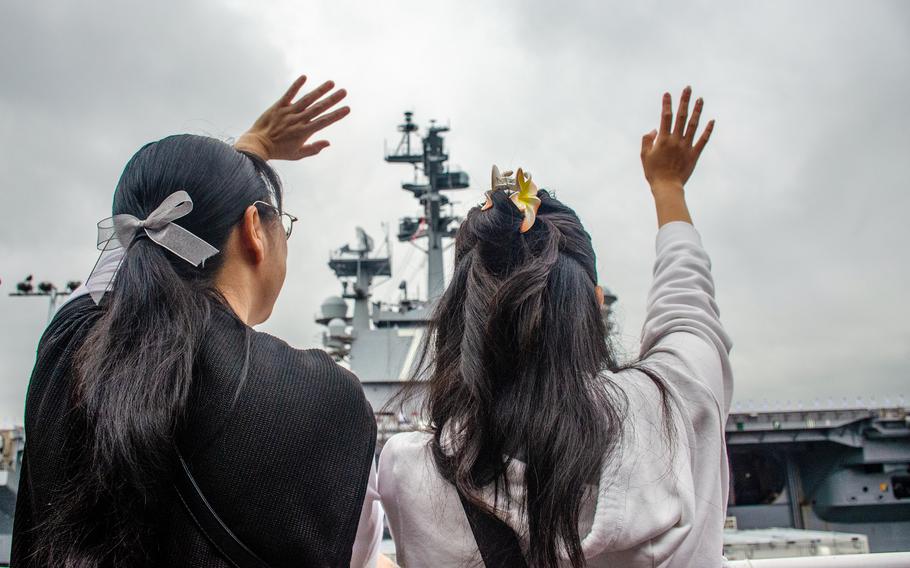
[90,190,220,303]
[13,75,389,568]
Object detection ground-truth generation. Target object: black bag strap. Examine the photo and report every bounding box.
[174,448,272,568]
[457,488,529,568]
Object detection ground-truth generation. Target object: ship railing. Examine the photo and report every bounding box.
[726,552,910,567]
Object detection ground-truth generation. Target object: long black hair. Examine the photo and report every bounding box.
[411,189,675,567]
[33,134,283,567]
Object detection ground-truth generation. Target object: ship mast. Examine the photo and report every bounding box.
[385,112,469,300]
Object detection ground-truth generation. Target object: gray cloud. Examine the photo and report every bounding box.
[1,0,908,420]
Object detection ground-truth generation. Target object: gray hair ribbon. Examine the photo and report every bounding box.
[89,190,219,303]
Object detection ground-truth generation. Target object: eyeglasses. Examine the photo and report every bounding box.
[253,200,298,239]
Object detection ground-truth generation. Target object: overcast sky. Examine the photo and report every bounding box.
[1,0,908,422]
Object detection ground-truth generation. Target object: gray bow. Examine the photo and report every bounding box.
[90,190,219,303]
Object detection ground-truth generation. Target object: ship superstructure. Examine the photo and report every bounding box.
[317,112,469,412]
[726,402,910,552]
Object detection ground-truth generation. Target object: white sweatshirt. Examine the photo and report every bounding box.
[378,221,734,567]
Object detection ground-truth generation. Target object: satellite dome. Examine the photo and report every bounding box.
[320,296,348,320]
[327,318,348,338]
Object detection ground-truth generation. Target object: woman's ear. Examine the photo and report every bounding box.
[238,204,267,264]
[595,285,605,306]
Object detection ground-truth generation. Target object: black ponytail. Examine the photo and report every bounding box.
[32,135,282,567]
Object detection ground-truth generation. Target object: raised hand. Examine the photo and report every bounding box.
[640,86,714,192]
[235,75,351,161]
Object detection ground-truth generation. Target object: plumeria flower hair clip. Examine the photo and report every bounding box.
[482,165,542,233]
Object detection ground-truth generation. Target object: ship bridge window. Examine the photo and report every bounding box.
[729,450,787,506]
[893,475,910,500]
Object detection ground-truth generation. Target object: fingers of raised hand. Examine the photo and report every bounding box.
[673,86,691,137]
[290,80,336,112]
[684,97,703,143]
[297,140,330,159]
[294,105,351,135]
[640,129,657,160]
[297,88,348,122]
[659,92,673,137]
[693,119,715,156]
[278,75,308,106]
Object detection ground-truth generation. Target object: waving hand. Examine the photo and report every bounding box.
[235,75,351,161]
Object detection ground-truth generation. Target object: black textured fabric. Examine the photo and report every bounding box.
[12,295,376,567]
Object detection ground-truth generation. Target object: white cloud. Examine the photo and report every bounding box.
[1,0,908,420]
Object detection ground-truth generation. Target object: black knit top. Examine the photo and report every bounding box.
[12,295,377,567]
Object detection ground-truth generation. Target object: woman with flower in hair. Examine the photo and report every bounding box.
[379,87,731,568]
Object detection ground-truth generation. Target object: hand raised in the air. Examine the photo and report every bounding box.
[235,75,351,161]
[640,86,714,192]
